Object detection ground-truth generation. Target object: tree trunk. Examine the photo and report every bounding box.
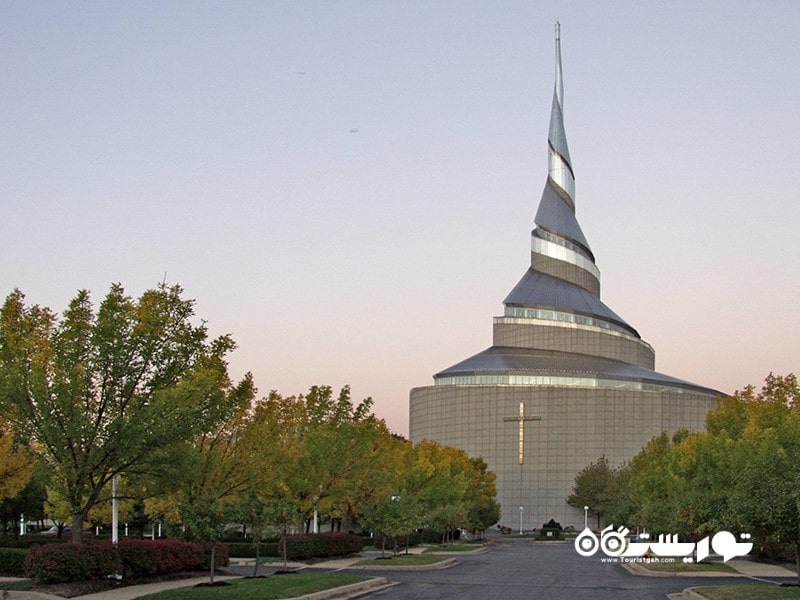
[381,535,386,559]
[71,512,84,544]
[795,540,800,585]
[209,543,216,584]
[253,542,260,578]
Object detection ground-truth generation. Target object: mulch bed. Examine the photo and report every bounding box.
[31,571,217,598]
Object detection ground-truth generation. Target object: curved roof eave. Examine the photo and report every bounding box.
[434,346,722,397]
[504,268,639,337]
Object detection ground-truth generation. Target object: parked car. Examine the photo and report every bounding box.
[43,525,70,535]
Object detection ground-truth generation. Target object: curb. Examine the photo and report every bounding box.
[423,547,488,555]
[291,577,397,600]
[350,558,459,571]
[621,561,743,578]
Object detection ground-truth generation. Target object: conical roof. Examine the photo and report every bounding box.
[431,24,719,398]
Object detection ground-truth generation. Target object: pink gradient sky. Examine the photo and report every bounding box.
[2,2,798,435]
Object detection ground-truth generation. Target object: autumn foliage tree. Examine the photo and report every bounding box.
[0,423,32,503]
[0,284,252,543]
[579,374,800,583]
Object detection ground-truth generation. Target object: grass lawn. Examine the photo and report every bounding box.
[353,554,449,567]
[693,583,800,599]
[0,580,34,592]
[637,560,737,574]
[138,573,369,599]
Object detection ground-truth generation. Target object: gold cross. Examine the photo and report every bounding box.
[503,401,542,465]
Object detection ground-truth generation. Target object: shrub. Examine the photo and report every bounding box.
[227,541,280,558]
[24,539,213,584]
[280,532,364,560]
[25,542,116,584]
[0,535,65,549]
[0,548,27,576]
[119,539,206,578]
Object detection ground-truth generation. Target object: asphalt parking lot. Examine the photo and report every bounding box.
[336,539,790,600]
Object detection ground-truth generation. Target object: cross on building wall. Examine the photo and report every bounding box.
[503,401,542,465]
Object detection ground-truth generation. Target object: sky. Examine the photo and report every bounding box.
[2,2,798,436]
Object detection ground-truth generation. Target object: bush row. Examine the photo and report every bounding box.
[227,542,280,558]
[281,532,364,560]
[0,548,27,576]
[0,535,67,549]
[24,539,228,584]
[226,532,363,560]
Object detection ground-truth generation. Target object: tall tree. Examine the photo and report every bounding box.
[0,284,251,542]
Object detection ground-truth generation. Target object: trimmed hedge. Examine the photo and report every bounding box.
[0,535,66,549]
[24,539,226,584]
[117,539,205,578]
[281,532,364,560]
[0,548,27,576]
[221,533,367,561]
[227,542,280,558]
[25,542,117,584]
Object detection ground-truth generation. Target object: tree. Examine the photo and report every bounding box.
[724,375,800,582]
[0,284,252,543]
[249,386,389,532]
[264,497,301,571]
[360,495,420,557]
[179,494,232,584]
[1,462,46,536]
[0,424,32,502]
[606,373,800,581]
[402,440,499,541]
[566,455,619,529]
[467,495,501,539]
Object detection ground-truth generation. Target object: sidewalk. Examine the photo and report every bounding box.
[1,576,238,600]
[624,558,796,578]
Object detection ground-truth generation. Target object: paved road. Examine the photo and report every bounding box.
[341,540,767,600]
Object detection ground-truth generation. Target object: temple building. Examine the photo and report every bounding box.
[409,26,720,529]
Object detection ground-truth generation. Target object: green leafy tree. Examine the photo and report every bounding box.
[361,495,420,557]
[0,462,47,535]
[402,440,498,541]
[0,284,251,542]
[724,375,800,582]
[426,503,467,544]
[251,386,387,532]
[265,496,301,570]
[566,455,619,529]
[467,495,501,539]
[179,494,232,584]
[610,373,800,581]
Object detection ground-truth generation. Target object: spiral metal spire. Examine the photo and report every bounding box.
[548,22,574,204]
[531,23,599,294]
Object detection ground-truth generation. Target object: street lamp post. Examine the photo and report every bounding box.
[519,506,523,535]
[584,506,589,530]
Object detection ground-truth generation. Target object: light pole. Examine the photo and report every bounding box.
[519,506,523,535]
[583,506,589,530]
[112,475,119,545]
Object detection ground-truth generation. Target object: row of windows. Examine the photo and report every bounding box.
[534,228,593,261]
[433,375,690,394]
[503,306,632,336]
[532,235,601,280]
